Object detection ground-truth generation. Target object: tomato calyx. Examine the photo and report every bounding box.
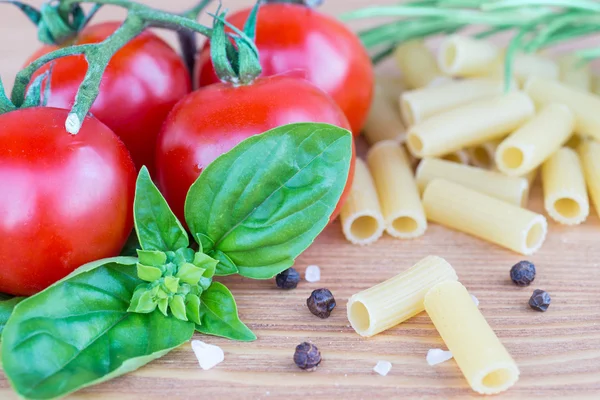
[0,67,51,115]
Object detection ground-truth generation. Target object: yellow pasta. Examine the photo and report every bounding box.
[441,149,470,165]
[542,147,589,225]
[407,92,535,158]
[425,281,520,395]
[486,53,559,85]
[363,85,406,145]
[340,159,385,245]
[416,158,529,207]
[496,103,575,176]
[400,78,503,126]
[375,74,405,103]
[468,139,502,169]
[565,134,583,149]
[367,141,427,238]
[394,39,441,89]
[438,35,500,77]
[525,76,600,141]
[593,75,600,95]
[347,256,458,337]
[558,54,591,92]
[423,180,547,255]
[578,139,600,217]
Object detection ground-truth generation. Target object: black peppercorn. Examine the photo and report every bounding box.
[293,342,321,371]
[510,261,536,286]
[275,268,300,289]
[529,289,551,311]
[307,288,336,318]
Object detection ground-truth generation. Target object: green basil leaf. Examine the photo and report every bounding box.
[1,257,194,399]
[195,233,214,253]
[185,123,352,279]
[197,282,256,342]
[211,250,239,276]
[134,166,189,252]
[0,297,24,337]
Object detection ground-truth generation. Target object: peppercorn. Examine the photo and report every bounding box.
[529,289,551,311]
[293,342,321,371]
[510,260,536,286]
[275,268,300,289]
[307,288,336,318]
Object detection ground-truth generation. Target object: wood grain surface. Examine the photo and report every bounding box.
[1,1,600,399]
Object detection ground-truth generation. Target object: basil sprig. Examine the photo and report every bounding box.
[1,122,352,399]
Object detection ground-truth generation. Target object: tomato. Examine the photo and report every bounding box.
[196,3,374,135]
[27,22,191,174]
[0,107,136,296]
[156,74,356,224]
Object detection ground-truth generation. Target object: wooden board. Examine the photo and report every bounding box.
[1,1,599,399]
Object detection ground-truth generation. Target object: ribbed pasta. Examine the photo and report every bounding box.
[394,39,441,89]
[578,139,600,217]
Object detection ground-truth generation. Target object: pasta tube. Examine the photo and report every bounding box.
[578,139,600,217]
[423,180,547,255]
[347,256,457,337]
[425,281,520,395]
[400,78,503,126]
[363,85,406,145]
[593,75,600,95]
[340,159,385,245]
[367,141,427,238]
[558,54,591,92]
[375,75,405,103]
[407,92,535,158]
[394,39,441,89]
[496,103,575,176]
[565,134,583,150]
[486,53,559,85]
[525,76,600,141]
[542,147,589,225]
[468,139,502,169]
[441,150,469,165]
[438,35,500,77]
[416,158,529,207]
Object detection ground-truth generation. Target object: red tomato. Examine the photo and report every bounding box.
[156,75,356,224]
[0,107,136,296]
[27,22,191,174]
[196,3,374,135]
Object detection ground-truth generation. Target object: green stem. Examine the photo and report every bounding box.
[483,0,600,12]
[0,78,16,113]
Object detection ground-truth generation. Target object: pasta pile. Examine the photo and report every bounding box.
[343,34,600,255]
[347,256,519,395]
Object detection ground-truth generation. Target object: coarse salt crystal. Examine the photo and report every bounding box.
[373,360,392,376]
[304,265,321,282]
[471,294,480,307]
[191,340,224,370]
[426,349,453,366]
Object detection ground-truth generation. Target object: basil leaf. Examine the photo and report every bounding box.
[211,250,239,276]
[185,123,352,279]
[0,297,24,337]
[196,282,256,342]
[134,166,189,252]
[1,257,194,399]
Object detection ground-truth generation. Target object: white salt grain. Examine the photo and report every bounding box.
[373,360,392,376]
[304,265,321,282]
[191,340,224,370]
[471,294,480,307]
[426,349,453,366]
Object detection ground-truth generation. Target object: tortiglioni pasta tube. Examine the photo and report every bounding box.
[438,35,500,77]
[416,158,529,207]
[363,85,406,145]
[407,92,535,158]
[425,281,520,395]
[394,39,441,89]
[578,139,600,217]
[367,141,427,238]
[558,54,591,92]
[423,180,547,255]
[400,78,503,126]
[542,147,589,225]
[340,159,385,245]
[496,103,575,176]
[347,256,457,337]
[525,76,600,141]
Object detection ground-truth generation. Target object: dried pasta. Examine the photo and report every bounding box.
[468,139,502,169]
[367,141,427,238]
[486,52,559,85]
[441,150,470,165]
[407,92,534,158]
[347,256,458,337]
[558,54,591,92]
[363,85,406,145]
[394,39,441,89]
[340,159,385,245]
[578,139,600,217]
[400,78,503,126]
[525,76,600,141]
[425,281,520,395]
[416,158,529,207]
[423,180,547,255]
[593,75,600,95]
[375,75,405,103]
[542,147,589,225]
[496,103,575,176]
[438,35,500,77]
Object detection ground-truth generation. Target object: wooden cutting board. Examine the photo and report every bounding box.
[1,1,599,399]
